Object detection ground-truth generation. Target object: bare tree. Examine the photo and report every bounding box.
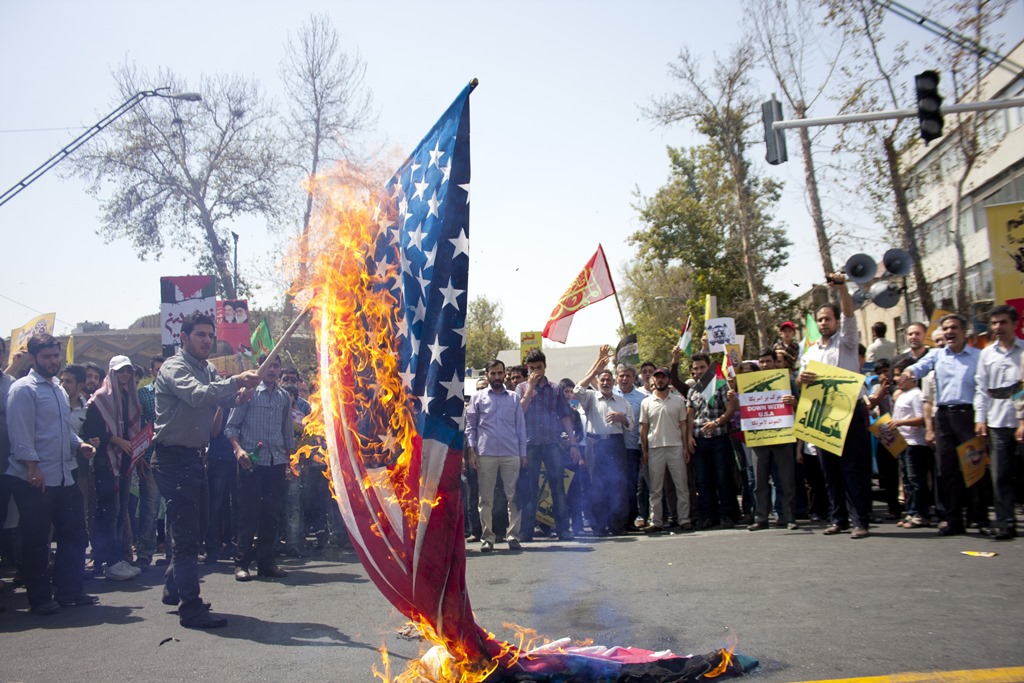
[750,0,844,281]
[281,13,376,311]
[72,64,283,299]
[927,0,1013,313]
[824,0,937,318]
[647,43,773,349]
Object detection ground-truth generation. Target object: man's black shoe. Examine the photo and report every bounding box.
[234,567,253,582]
[259,565,289,579]
[994,528,1015,541]
[30,600,61,615]
[56,594,99,607]
[180,612,228,629]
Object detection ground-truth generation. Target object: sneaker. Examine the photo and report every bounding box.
[104,561,139,581]
[786,522,800,530]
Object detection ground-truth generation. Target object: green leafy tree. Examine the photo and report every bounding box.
[465,296,514,371]
[626,144,795,360]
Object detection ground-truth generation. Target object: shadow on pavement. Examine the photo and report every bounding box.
[0,603,143,632]
[192,611,380,650]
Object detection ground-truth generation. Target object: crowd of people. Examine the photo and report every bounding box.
[0,313,346,626]
[462,275,1024,553]
[2,278,1022,626]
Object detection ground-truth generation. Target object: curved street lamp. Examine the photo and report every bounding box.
[0,87,202,207]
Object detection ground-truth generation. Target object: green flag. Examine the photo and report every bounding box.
[251,319,274,358]
[802,313,821,353]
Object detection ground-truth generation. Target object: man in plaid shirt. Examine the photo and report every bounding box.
[516,349,582,542]
[687,352,738,529]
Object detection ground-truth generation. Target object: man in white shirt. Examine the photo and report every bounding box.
[575,346,635,536]
[866,322,897,364]
[975,304,1024,541]
[639,367,690,533]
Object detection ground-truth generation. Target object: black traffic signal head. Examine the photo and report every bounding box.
[915,70,943,143]
[761,97,788,165]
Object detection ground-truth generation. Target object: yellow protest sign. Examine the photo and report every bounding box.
[11,312,56,353]
[924,308,954,347]
[737,369,795,447]
[957,436,988,488]
[985,201,1024,306]
[793,360,865,453]
[520,330,543,363]
[724,343,742,378]
[868,413,908,457]
[535,465,573,529]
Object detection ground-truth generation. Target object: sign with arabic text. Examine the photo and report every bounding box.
[793,360,865,453]
[736,369,795,447]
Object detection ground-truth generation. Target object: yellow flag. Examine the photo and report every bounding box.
[66,335,75,363]
[957,436,988,488]
[704,294,717,320]
[793,360,865,453]
[868,413,908,457]
[11,312,56,353]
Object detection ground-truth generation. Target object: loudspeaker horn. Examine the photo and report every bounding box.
[869,280,902,309]
[852,288,871,311]
[882,248,913,277]
[843,253,877,285]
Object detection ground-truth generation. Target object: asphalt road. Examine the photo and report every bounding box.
[2,515,1023,683]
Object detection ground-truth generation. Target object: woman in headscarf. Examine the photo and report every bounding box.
[82,355,143,582]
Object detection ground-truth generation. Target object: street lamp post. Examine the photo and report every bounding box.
[0,87,202,207]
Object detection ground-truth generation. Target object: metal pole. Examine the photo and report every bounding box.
[773,96,1024,131]
[231,231,239,295]
[0,87,201,208]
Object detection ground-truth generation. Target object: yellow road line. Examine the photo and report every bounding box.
[793,667,1024,683]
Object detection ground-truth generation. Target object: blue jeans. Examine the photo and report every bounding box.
[901,444,933,517]
[205,459,237,558]
[152,445,207,621]
[518,443,568,538]
[135,461,160,561]
[283,470,303,553]
[693,434,738,523]
[93,452,130,566]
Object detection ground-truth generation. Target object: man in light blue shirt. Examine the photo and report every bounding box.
[6,334,97,614]
[903,313,982,536]
[465,360,527,552]
[615,364,648,529]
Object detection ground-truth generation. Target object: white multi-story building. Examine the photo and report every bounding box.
[855,38,1024,343]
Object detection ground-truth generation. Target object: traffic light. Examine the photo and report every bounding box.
[914,70,943,143]
[761,96,788,165]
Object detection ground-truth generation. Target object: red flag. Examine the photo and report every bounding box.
[542,244,616,343]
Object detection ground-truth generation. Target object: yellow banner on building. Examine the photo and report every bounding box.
[793,360,865,453]
[957,436,988,488]
[868,413,908,457]
[736,369,795,447]
[520,330,543,363]
[986,201,1024,307]
[11,312,56,353]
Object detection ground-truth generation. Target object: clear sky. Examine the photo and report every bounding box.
[2,1,1021,350]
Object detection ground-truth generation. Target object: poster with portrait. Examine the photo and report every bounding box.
[985,202,1024,339]
[736,369,795,447]
[868,413,909,457]
[216,299,251,355]
[705,317,736,353]
[793,360,865,453]
[957,436,989,488]
[160,276,216,357]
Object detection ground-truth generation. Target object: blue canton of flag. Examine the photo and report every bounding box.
[369,82,473,453]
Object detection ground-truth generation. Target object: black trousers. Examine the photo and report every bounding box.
[152,445,207,620]
[236,464,286,568]
[934,406,976,530]
[820,402,873,529]
[9,475,87,607]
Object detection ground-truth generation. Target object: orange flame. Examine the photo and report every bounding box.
[703,645,736,679]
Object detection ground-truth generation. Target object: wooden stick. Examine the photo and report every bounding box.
[256,303,313,375]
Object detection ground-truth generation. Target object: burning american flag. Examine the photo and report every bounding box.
[301,82,755,681]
